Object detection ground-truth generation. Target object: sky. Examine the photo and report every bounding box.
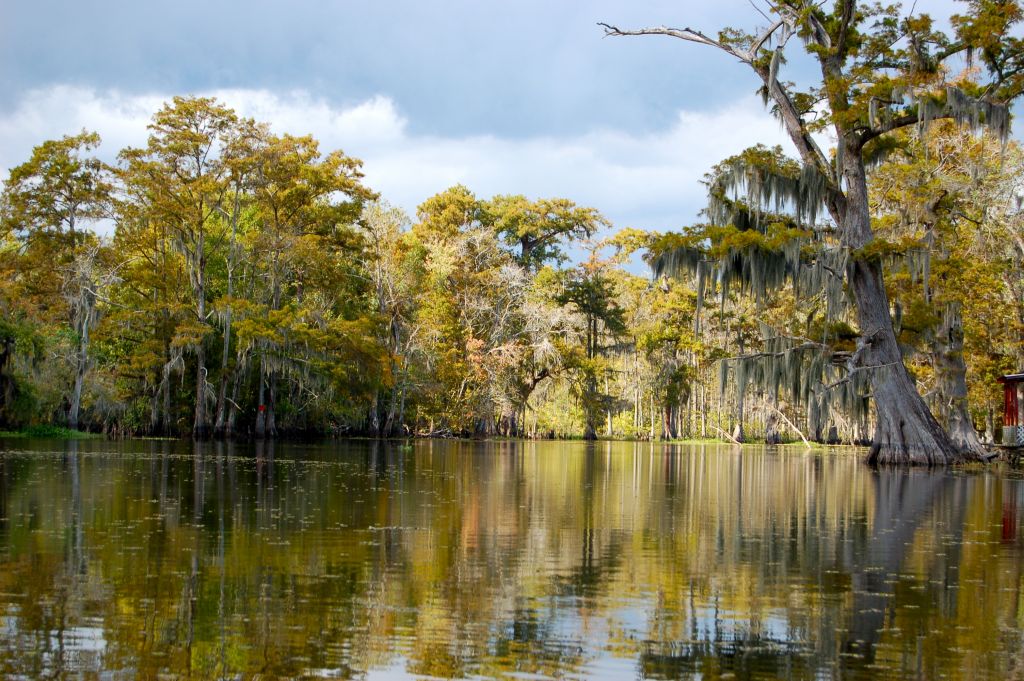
[0,0,964,239]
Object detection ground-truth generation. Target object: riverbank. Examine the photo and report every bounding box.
[0,425,102,439]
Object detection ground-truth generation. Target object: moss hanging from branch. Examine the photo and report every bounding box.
[707,149,828,229]
[917,87,1011,146]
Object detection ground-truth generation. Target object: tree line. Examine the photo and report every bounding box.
[3,1,1024,463]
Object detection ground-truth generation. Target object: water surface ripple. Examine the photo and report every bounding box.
[0,438,1021,680]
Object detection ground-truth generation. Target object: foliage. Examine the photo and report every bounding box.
[1,56,1022,448]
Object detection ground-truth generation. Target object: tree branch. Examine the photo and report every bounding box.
[711,423,743,445]
[599,23,751,62]
[600,18,835,189]
[835,0,856,59]
[767,401,811,447]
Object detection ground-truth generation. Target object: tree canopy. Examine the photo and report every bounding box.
[2,5,1023,463]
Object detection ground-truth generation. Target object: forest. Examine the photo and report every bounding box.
[1,2,1023,465]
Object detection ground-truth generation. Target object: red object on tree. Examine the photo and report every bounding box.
[258,404,266,412]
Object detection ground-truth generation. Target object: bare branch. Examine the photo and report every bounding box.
[747,0,772,24]
[600,18,834,187]
[598,23,750,62]
[711,424,743,445]
[767,401,811,447]
[749,19,789,56]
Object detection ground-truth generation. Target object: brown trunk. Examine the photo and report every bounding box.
[734,391,745,444]
[162,368,172,436]
[0,338,14,429]
[215,189,242,439]
[662,403,677,439]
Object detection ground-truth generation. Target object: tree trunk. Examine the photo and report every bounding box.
[215,189,241,439]
[850,260,963,464]
[662,403,678,439]
[700,381,707,438]
[764,408,781,445]
[396,372,408,436]
[583,317,598,441]
[266,377,277,438]
[149,388,161,436]
[254,355,267,439]
[369,390,381,437]
[649,393,655,440]
[0,338,14,429]
[162,367,172,436]
[213,305,232,438]
[192,250,210,439]
[840,141,963,465]
[384,382,399,437]
[583,402,598,440]
[225,356,245,438]
[735,340,746,443]
[605,377,613,437]
[931,305,988,456]
[67,317,90,431]
[734,390,745,444]
[193,346,210,439]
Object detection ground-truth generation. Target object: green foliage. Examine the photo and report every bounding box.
[3,29,1023,449]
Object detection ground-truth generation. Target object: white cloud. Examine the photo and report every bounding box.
[0,86,793,235]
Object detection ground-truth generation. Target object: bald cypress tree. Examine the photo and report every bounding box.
[604,1,1024,464]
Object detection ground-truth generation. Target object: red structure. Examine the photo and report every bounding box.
[998,373,1024,447]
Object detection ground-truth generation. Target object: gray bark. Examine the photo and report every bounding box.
[841,140,963,465]
[852,260,960,464]
[931,307,988,456]
[67,310,91,430]
[192,241,210,439]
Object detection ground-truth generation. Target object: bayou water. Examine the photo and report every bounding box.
[0,438,1021,679]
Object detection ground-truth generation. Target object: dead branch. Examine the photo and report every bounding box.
[767,402,811,447]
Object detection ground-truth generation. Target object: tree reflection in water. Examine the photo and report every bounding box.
[0,439,1021,680]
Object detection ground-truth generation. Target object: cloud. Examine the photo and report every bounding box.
[0,86,793,235]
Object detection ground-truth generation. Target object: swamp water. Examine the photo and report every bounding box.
[0,438,1022,680]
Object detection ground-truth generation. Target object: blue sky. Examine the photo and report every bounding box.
[0,0,963,236]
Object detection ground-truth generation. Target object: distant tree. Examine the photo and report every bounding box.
[482,194,608,270]
[246,132,375,437]
[359,200,421,436]
[1,131,113,428]
[61,245,120,429]
[119,97,238,439]
[558,252,627,440]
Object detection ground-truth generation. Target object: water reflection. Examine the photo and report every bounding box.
[0,439,1022,679]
